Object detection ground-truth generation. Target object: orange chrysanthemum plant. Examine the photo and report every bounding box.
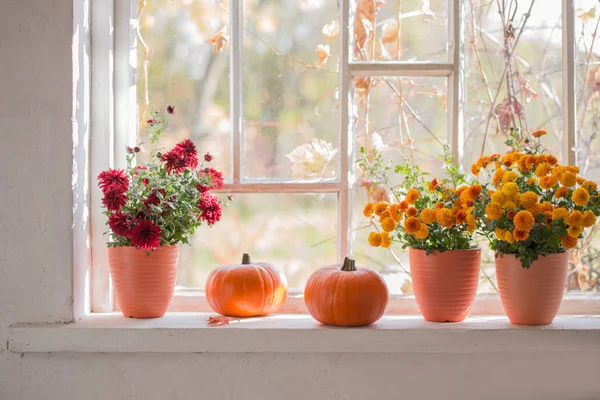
[358,146,485,254]
[473,128,600,268]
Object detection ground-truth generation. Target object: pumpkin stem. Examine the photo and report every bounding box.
[341,257,357,271]
[242,253,251,264]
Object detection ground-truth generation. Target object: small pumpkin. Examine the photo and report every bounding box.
[205,253,288,317]
[304,257,388,327]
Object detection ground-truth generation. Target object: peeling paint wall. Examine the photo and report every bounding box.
[0,1,600,399]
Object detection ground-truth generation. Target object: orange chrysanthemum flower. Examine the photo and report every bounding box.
[507,210,516,220]
[389,204,402,222]
[583,211,596,227]
[514,210,535,232]
[552,207,569,221]
[485,203,503,220]
[381,217,397,233]
[363,202,374,218]
[404,217,422,235]
[465,184,483,201]
[582,181,598,192]
[399,200,409,212]
[380,232,392,248]
[435,201,444,209]
[561,235,578,249]
[569,211,584,228]
[456,210,467,224]
[572,188,590,206]
[436,208,455,228]
[532,129,547,137]
[535,163,551,177]
[513,229,530,241]
[520,191,539,210]
[415,224,429,239]
[406,189,421,204]
[373,201,389,216]
[560,171,577,187]
[554,186,569,199]
[368,231,382,247]
[568,225,583,238]
[420,208,437,225]
[539,176,558,189]
[406,207,418,217]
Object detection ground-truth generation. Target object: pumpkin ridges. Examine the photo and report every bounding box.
[205,255,287,317]
[304,261,388,327]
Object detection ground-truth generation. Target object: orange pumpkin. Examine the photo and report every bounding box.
[205,253,288,317]
[304,257,388,327]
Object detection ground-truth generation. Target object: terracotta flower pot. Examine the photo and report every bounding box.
[495,252,568,325]
[108,245,179,318]
[408,248,481,322]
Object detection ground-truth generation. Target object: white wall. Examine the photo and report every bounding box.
[0,1,599,399]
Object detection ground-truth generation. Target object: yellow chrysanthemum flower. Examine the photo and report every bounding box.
[540,176,558,189]
[404,217,422,234]
[561,235,578,249]
[504,231,515,244]
[520,191,539,210]
[535,163,551,177]
[435,208,455,228]
[381,217,397,233]
[552,207,569,221]
[560,171,577,187]
[405,189,420,204]
[502,182,520,197]
[373,201,389,216]
[491,191,507,205]
[368,231,382,247]
[526,177,537,185]
[569,211,584,228]
[503,201,518,210]
[583,211,596,227]
[572,188,590,206]
[514,210,535,232]
[380,232,392,248]
[415,224,429,239]
[502,171,519,184]
[551,166,565,178]
[363,202,374,218]
[566,165,580,174]
[568,225,583,238]
[485,203,503,220]
[420,208,437,225]
[495,227,506,240]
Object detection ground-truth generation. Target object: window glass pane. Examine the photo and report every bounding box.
[242,0,339,181]
[351,0,448,62]
[176,193,338,290]
[575,0,600,294]
[136,0,231,180]
[462,1,563,170]
[352,76,449,295]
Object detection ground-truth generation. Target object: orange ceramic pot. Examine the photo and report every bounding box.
[408,248,481,322]
[496,252,568,325]
[108,245,179,318]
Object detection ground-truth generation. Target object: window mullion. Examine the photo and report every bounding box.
[90,0,115,313]
[349,62,453,77]
[231,0,243,184]
[563,0,576,165]
[339,0,352,262]
[448,0,463,164]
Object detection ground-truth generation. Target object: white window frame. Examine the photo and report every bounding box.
[89,0,599,315]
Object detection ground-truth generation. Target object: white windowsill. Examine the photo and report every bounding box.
[8,313,600,354]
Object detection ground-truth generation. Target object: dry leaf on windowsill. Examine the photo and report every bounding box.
[207,315,239,326]
[207,26,230,54]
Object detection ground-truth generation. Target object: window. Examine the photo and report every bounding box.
[91,0,600,313]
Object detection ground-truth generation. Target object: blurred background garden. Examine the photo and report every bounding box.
[137,0,600,294]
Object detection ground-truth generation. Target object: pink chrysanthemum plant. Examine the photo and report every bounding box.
[97,105,227,252]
